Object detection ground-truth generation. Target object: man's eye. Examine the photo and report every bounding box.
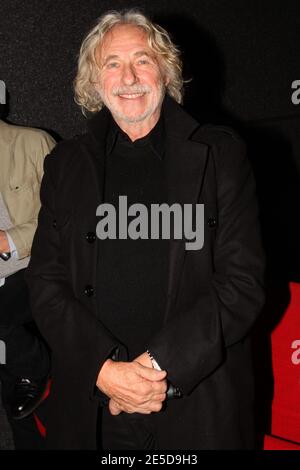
[137,59,149,65]
[107,62,119,69]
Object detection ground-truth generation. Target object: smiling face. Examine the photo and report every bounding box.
[95,24,169,136]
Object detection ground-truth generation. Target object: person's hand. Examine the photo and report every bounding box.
[0,230,10,253]
[134,351,154,369]
[97,359,167,415]
[108,352,164,415]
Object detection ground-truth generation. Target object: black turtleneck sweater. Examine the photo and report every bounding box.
[96,114,169,360]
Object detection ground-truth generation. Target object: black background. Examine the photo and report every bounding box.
[1,1,299,136]
[0,1,299,129]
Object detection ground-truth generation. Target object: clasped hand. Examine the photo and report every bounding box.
[0,230,9,253]
[96,352,167,416]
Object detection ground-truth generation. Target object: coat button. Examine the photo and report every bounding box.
[85,232,96,243]
[207,216,217,228]
[52,220,57,229]
[84,285,94,297]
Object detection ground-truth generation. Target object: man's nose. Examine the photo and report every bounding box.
[121,63,138,86]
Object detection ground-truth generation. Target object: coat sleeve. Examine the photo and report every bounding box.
[25,145,127,400]
[147,130,265,396]
[6,131,56,259]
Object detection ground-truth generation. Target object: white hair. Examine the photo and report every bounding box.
[74,9,183,115]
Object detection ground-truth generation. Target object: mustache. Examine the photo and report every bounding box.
[112,85,151,96]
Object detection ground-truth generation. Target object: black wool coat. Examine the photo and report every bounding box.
[26,96,265,449]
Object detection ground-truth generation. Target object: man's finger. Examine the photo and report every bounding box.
[151,393,167,402]
[136,363,167,381]
[150,380,168,394]
[109,399,122,416]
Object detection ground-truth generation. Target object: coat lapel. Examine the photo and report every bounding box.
[70,109,110,303]
[162,97,209,321]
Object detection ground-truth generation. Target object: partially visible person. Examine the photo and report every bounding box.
[0,85,56,424]
[26,10,265,450]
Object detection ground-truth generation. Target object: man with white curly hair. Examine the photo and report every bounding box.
[26,9,265,450]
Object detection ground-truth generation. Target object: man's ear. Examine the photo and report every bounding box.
[164,75,170,87]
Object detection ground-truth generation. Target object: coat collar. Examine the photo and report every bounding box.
[86,94,200,151]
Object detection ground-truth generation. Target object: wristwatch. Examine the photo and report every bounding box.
[166,383,182,399]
